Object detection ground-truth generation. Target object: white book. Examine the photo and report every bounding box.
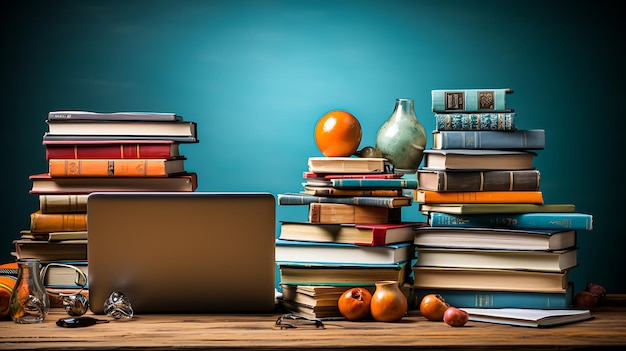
[462,308,593,327]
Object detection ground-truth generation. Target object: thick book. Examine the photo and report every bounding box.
[45,120,198,138]
[411,266,569,293]
[303,186,402,197]
[39,194,88,213]
[413,284,574,309]
[278,221,425,246]
[13,239,88,261]
[412,226,576,251]
[278,261,410,286]
[414,247,578,272]
[277,192,411,208]
[275,239,413,265]
[29,210,88,234]
[48,111,183,121]
[41,261,89,288]
[461,308,592,328]
[44,140,181,159]
[308,157,390,174]
[414,190,544,204]
[433,129,545,150]
[419,203,576,215]
[29,172,198,194]
[423,149,536,170]
[434,112,516,131]
[48,158,186,177]
[330,178,418,189]
[428,212,593,231]
[417,169,540,192]
[432,88,512,112]
[308,203,389,224]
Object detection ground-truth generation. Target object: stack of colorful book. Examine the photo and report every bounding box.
[276,156,425,318]
[13,111,199,302]
[411,89,593,309]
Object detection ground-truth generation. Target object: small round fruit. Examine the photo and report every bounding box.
[314,110,362,157]
[443,306,469,327]
[419,293,449,321]
[573,290,598,309]
[337,287,372,321]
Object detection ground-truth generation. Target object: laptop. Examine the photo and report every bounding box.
[87,192,277,314]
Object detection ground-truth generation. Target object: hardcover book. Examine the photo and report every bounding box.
[330,178,418,189]
[419,203,576,215]
[411,266,569,293]
[277,192,411,208]
[422,149,536,170]
[308,203,389,224]
[42,134,198,143]
[275,239,413,265]
[434,112,516,131]
[308,157,390,174]
[428,212,593,231]
[433,129,545,150]
[44,140,181,160]
[278,261,410,286]
[29,210,88,234]
[302,186,402,197]
[417,169,540,192]
[48,111,182,121]
[414,190,544,204]
[278,221,425,246]
[45,120,198,138]
[29,172,198,194]
[39,194,88,213]
[432,88,512,113]
[48,158,186,177]
[13,239,88,261]
[41,261,89,288]
[412,226,576,251]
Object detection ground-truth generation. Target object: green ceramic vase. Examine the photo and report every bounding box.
[375,98,427,173]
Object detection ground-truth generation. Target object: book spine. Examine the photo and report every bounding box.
[434,130,545,150]
[39,194,88,213]
[418,170,541,192]
[278,193,409,208]
[308,203,389,224]
[432,89,512,112]
[42,134,198,143]
[48,159,173,177]
[434,113,516,131]
[48,111,179,121]
[428,212,593,230]
[412,287,573,309]
[29,211,88,233]
[304,188,402,197]
[415,190,544,204]
[331,179,418,189]
[45,144,177,159]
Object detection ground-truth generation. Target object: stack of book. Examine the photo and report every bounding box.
[276,156,425,318]
[411,88,593,309]
[13,111,199,302]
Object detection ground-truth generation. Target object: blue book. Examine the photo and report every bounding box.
[413,283,574,309]
[330,178,418,189]
[428,212,593,231]
[434,112,516,131]
[432,88,512,112]
[275,239,414,265]
[433,129,545,150]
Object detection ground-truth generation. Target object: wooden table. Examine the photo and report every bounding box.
[1,295,625,350]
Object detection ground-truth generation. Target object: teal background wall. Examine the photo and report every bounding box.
[2,0,624,294]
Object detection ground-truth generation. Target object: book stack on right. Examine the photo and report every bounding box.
[13,111,199,303]
[411,88,593,309]
[275,156,425,319]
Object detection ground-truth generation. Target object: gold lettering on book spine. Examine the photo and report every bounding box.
[477,91,495,110]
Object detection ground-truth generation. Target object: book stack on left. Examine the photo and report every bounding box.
[13,111,199,304]
[275,156,425,319]
[410,89,593,310]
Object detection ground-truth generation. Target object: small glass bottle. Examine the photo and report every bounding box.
[9,258,50,324]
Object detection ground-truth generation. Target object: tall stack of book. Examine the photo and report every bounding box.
[276,156,425,318]
[13,111,199,303]
[411,88,593,309]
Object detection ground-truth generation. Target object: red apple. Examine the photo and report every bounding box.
[419,293,449,321]
[338,287,372,321]
[443,306,469,327]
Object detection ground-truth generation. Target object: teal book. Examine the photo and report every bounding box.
[277,192,411,208]
[434,112,516,131]
[432,88,512,113]
[413,283,573,309]
[330,178,418,189]
[433,129,545,150]
[428,212,593,231]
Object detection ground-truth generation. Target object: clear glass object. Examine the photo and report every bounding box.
[9,258,50,324]
[376,98,427,173]
[104,291,134,319]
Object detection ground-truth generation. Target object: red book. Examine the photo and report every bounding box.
[43,140,180,160]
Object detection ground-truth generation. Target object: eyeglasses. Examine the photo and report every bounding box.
[274,313,325,329]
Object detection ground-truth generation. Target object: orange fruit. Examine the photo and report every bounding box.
[0,276,16,320]
[314,110,362,157]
